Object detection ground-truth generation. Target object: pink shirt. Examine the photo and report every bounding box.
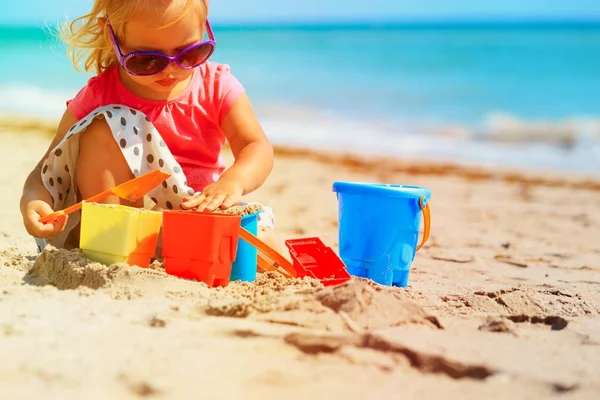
[66,62,245,191]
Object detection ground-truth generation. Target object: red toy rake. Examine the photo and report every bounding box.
[238,230,351,286]
[284,237,351,286]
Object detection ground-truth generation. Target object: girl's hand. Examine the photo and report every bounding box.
[22,199,68,239]
[181,179,243,212]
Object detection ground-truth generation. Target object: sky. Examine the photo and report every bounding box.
[1,0,600,25]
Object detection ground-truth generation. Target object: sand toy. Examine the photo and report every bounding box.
[161,211,242,288]
[285,237,351,286]
[40,169,169,268]
[332,182,431,287]
[238,227,297,279]
[238,228,352,286]
[230,210,262,282]
[39,169,170,223]
[80,203,162,268]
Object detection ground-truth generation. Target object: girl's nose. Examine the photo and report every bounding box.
[162,61,179,75]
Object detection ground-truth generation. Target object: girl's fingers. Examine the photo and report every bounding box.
[36,222,57,235]
[194,195,212,212]
[181,193,206,209]
[220,195,236,209]
[33,214,68,238]
[174,190,235,212]
[199,193,227,212]
[28,209,52,234]
[53,215,68,233]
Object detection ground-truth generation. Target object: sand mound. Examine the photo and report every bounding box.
[207,278,443,332]
[24,247,205,298]
[22,247,321,300]
[315,280,443,330]
[25,247,125,290]
[213,203,263,216]
[20,247,442,333]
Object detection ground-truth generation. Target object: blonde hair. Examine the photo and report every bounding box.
[59,0,208,74]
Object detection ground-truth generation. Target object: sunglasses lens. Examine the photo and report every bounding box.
[178,43,214,68]
[125,54,169,76]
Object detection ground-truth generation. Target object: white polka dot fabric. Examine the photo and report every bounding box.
[38,104,275,250]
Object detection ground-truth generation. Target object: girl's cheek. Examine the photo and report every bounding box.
[130,75,156,86]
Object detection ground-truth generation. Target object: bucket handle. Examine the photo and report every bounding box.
[416,196,431,252]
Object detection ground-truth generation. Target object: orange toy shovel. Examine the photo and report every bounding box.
[238,227,296,279]
[39,169,171,224]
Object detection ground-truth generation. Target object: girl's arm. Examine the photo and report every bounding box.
[182,93,274,211]
[20,109,78,238]
[219,93,274,194]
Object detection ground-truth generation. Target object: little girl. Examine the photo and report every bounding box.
[19,0,278,252]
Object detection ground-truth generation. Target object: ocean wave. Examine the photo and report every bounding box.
[477,112,600,150]
[0,85,76,119]
[1,86,599,174]
[255,102,600,148]
[255,103,600,174]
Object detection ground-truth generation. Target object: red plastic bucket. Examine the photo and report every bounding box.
[161,211,242,287]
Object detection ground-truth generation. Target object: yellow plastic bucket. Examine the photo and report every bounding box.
[80,202,162,268]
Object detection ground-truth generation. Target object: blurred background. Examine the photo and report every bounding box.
[1,0,599,172]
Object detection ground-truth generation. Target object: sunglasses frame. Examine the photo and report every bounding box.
[106,17,216,76]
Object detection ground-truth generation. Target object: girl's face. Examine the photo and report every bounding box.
[112,2,206,97]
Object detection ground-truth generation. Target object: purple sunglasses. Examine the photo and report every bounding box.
[107,18,216,76]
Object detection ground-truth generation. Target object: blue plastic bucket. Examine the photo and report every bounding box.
[332,182,431,287]
[230,211,261,282]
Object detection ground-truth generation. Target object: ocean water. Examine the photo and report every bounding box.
[1,22,600,173]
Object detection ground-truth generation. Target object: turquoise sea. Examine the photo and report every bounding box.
[1,21,599,172]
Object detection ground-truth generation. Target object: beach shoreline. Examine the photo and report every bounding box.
[1,117,599,399]
[2,114,599,185]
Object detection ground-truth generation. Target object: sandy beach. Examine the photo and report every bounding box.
[1,118,599,399]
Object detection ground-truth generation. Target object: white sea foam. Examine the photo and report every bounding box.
[0,85,77,119]
[256,103,600,174]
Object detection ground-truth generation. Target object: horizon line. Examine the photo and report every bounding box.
[1,16,600,29]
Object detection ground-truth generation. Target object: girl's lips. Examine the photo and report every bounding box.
[156,78,176,87]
